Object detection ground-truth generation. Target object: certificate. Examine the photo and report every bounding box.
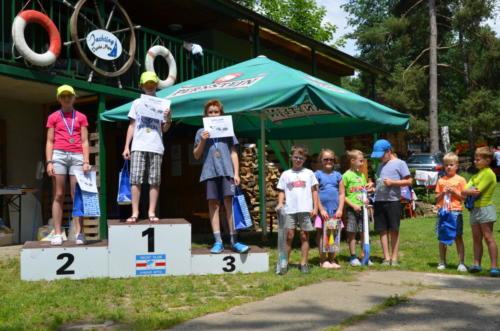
[138,94,171,121]
[202,115,234,139]
[74,170,98,193]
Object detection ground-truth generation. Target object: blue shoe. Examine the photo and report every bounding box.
[210,242,224,254]
[468,265,483,273]
[490,269,500,277]
[232,242,250,254]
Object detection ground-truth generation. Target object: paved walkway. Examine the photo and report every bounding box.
[170,270,500,331]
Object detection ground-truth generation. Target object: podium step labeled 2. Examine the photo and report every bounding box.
[108,219,191,278]
[191,246,269,275]
[21,240,109,281]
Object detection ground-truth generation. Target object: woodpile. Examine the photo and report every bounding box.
[239,144,281,230]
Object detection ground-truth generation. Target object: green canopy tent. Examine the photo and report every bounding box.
[102,56,409,233]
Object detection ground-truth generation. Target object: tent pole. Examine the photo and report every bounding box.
[258,113,267,235]
[97,93,108,239]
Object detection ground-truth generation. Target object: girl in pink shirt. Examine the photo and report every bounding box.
[45,85,90,245]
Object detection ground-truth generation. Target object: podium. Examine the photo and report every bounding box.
[20,219,269,281]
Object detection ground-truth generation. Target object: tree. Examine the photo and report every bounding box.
[233,0,341,45]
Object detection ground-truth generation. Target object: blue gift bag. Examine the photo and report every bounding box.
[437,195,456,246]
[73,184,101,217]
[117,159,132,205]
[233,186,252,230]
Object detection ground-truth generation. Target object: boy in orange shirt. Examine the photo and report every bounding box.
[435,152,467,272]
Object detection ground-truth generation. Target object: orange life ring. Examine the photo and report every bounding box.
[12,10,61,66]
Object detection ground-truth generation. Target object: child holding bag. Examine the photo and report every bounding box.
[314,149,345,268]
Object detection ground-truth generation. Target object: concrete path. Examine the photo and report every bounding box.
[170,270,500,331]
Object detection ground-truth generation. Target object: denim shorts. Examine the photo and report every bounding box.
[52,149,83,175]
[470,205,497,225]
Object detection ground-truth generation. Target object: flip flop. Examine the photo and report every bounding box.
[148,216,160,223]
[126,216,138,223]
[468,265,482,273]
[490,269,500,277]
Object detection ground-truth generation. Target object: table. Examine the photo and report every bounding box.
[0,188,38,243]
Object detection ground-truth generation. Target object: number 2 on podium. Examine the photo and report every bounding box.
[142,228,155,252]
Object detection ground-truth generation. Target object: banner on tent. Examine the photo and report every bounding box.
[264,103,331,122]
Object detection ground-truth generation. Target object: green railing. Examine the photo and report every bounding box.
[0,0,237,93]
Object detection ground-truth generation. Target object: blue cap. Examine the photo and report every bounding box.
[371,139,392,158]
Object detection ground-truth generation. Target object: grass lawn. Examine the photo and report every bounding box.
[1,183,499,330]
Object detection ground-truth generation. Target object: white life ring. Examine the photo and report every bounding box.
[12,10,61,66]
[145,45,177,89]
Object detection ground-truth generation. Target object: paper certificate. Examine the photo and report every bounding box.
[74,170,98,193]
[202,115,235,138]
[138,94,171,121]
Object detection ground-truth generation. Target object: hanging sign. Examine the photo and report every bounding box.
[86,29,122,60]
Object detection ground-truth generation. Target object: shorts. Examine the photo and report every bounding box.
[314,211,337,229]
[284,212,313,231]
[374,201,401,232]
[470,205,497,225]
[130,151,163,185]
[346,207,364,233]
[436,211,463,237]
[52,149,83,175]
[205,176,235,200]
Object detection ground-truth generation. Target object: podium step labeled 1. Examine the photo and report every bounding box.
[108,219,191,278]
[21,240,109,281]
[191,246,269,275]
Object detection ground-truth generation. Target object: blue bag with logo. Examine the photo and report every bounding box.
[73,184,101,217]
[437,194,456,246]
[117,159,132,205]
[233,186,252,230]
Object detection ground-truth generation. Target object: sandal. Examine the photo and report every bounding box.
[126,216,138,223]
[468,265,483,273]
[148,215,160,223]
[490,269,500,277]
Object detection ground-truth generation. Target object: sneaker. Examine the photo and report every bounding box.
[277,264,288,275]
[457,263,467,272]
[210,242,224,254]
[300,264,310,274]
[75,233,86,245]
[232,242,250,254]
[390,260,400,267]
[367,260,374,266]
[50,234,63,246]
[381,259,391,266]
[437,263,447,270]
[490,268,500,277]
[350,257,361,267]
[468,265,482,273]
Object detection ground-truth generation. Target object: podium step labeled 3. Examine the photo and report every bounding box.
[21,240,109,281]
[191,246,269,275]
[108,219,191,278]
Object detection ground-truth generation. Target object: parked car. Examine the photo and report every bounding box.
[406,153,444,172]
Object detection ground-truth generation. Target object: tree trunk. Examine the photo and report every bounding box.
[428,0,439,153]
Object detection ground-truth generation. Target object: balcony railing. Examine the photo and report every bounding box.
[0,0,237,93]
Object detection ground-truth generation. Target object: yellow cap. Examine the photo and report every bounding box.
[57,85,76,97]
[140,71,159,84]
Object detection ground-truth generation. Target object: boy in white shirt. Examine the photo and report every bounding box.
[122,72,172,222]
[276,145,319,274]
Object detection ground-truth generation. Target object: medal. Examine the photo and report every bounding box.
[215,151,221,158]
[59,110,76,144]
[146,128,151,133]
[213,138,221,158]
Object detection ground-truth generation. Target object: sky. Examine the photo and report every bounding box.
[318,0,500,57]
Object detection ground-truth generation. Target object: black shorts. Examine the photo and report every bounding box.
[374,201,401,232]
[205,176,235,200]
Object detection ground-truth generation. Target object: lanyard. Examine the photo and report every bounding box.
[59,110,75,137]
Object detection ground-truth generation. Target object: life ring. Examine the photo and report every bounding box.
[11,10,61,67]
[145,45,177,89]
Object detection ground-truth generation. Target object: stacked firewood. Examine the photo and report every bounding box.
[239,144,281,229]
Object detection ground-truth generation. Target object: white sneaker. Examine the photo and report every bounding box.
[457,263,467,272]
[75,233,86,245]
[437,263,447,270]
[367,260,374,266]
[350,257,361,267]
[51,234,63,246]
